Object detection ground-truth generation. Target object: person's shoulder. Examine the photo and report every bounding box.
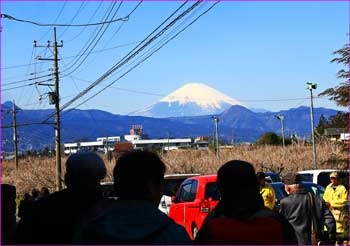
[280,194,292,204]
[337,184,347,192]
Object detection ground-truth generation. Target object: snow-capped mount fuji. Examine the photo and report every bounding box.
[130,83,246,118]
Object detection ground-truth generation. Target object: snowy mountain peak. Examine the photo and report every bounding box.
[130,83,245,118]
[159,83,244,109]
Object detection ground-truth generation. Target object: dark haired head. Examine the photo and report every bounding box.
[216,160,263,219]
[256,172,266,180]
[64,152,106,198]
[113,150,165,205]
[282,173,302,185]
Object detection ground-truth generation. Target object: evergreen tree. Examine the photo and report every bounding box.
[319,44,349,107]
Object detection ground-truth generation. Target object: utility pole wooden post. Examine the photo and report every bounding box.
[53,27,62,191]
[276,115,285,148]
[12,100,18,169]
[212,116,220,159]
[34,27,63,190]
[307,82,317,169]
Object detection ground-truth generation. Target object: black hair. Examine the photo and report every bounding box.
[216,160,263,219]
[113,150,166,200]
[256,172,266,180]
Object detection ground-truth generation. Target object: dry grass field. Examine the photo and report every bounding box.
[2,141,348,197]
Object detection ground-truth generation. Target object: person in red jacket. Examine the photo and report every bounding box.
[195,160,296,245]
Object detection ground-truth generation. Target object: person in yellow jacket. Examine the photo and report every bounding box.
[257,172,276,210]
[323,172,348,244]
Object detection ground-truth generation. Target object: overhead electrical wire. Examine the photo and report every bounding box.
[55,1,217,119]
[60,1,141,77]
[1,13,129,27]
[58,1,119,72]
[72,76,326,103]
[1,78,54,92]
[64,1,104,43]
[2,73,54,86]
[38,0,68,41]
[58,0,88,39]
[2,41,140,70]
[55,0,197,116]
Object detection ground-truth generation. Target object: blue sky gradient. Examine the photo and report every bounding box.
[2,1,349,114]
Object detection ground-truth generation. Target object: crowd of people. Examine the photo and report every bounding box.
[1,150,349,245]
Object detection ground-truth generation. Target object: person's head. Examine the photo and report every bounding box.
[40,187,50,198]
[329,172,338,186]
[282,173,302,194]
[65,152,106,196]
[113,150,165,206]
[31,188,40,199]
[256,172,266,187]
[24,193,31,201]
[216,160,263,218]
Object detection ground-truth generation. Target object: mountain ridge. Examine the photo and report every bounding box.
[1,101,341,151]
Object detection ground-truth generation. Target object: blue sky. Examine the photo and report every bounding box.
[1,1,349,115]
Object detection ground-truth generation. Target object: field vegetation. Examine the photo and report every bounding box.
[2,140,347,197]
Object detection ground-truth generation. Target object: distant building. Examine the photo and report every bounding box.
[193,137,209,150]
[63,136,120,155]
[324,128,347,141]
[132,138,192,150]
[130,125,143,135]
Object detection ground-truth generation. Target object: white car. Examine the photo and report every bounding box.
[158,174,200,214]
[297,169,349,188]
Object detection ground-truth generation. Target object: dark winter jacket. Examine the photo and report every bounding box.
[15,188,103,244]
[279,186,336,245]
[74,199,191,244]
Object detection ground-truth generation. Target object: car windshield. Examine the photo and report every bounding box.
[205,182,220,201]
[163,178,187,197]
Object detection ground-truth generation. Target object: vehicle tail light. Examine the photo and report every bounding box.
[200,199,210,213]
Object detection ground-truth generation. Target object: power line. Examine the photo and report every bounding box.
[1,78,54,92]
[2,73,54,86]
[58,1,119,72]
[2,41,140,70]
[57,1,198,115]
[64,1,104,43]
[1,13,129,27]
[60,1,141,77]
[58,1,88,39]
[61,2,218,115]
[38,0,68,41]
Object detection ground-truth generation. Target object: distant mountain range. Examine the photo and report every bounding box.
[1,100,340,151]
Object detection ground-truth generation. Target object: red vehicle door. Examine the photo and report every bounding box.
[169,179,198,234]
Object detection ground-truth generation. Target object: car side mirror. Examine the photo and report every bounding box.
[171,196,177,203]
[208,197,213,202]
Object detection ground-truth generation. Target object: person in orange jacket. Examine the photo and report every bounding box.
[257,172,276,210]
[323,172,348,245]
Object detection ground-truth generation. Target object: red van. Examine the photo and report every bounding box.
[168,175,219,239]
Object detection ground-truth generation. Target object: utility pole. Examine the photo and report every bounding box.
[275,115,285,148]
[212,116,220,159]
[231,129,234,146]
[105,136,109,154]
[307,82,317,169]
[34,27,63,191]
[167,131,170,151]
[12,100,19,169]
